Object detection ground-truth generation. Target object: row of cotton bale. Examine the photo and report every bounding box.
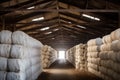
[87,38,103,77]
[75,44,87,71]
[0,30,43,80]
[99,28,120,80]
[41,45,57,68]
[66,47,76,65]
[0,30,12,80]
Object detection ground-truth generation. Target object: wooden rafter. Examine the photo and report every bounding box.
[17,16,58,30]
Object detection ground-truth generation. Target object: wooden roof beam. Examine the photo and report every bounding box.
[17,16,58,30]
[22,20,58,32]
[27,25,59,35]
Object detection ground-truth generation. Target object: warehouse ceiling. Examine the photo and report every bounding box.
[0,0,120,50]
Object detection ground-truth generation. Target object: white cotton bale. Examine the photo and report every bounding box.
[12,31,26,45]
[26,68,32,80]
[0,30,12,44]
[102,35,112,44]
[88,63,98,71]
[88,67,100,77]
[0,57,7,71]
[90,58,100,65]
[0,44,11,58]
[30,49,40,57]
[99,66,107,75]
[0,71,7,80]
[110,28,120,41]
[101,60,113,69]
[111,62,120,73]
[10,45,28,58]
[116,51,120,62]
[87,52,99,58]
[7,72,26,80]
[31,57,40,65]
[99,51,108,60]
[100,43,111,51]
[31,64,40,80]
[108,51,117,61]
[87,46,100,52]
[8,59,27,72]
[111,40,120,51]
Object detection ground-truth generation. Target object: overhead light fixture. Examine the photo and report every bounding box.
[68,22,72,24]
[40,27,50,31]
[53,28,59,31]
[76,25,86,29]
[45,32,52,35]
[27,6,35,9]
[32,17,44,21]
[82,14,100,21]
[52,38,55,40]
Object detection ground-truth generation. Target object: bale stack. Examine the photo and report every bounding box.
[41,45,57,68]
[99,28,120,80]
[7,31,43,80]
[87,38,102,77]
[75,44,87,70]
[66,47,76,65]
[0,30,12,80]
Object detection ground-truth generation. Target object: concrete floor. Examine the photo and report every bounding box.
[37,60,103,80]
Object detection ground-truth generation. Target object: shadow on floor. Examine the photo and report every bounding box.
[49,59,75,69]
[37,59,103,80]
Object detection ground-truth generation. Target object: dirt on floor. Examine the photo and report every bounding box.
[37,60,103,80]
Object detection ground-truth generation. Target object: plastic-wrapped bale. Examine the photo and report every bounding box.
[0,71,7,80]
[7,72,26,80]
[0,44,11,58]
[0,57,7,71]
[0,30,12,44]
[12,31,43,48]
[0,30,12,80]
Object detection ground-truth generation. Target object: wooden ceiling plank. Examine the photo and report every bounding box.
[17,16,58,30]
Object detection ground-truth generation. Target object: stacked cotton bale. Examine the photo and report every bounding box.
[7,31,43,80]
[41,45,57,68]
[66,47,76,65]
[87,38,102,77]
[0,30,12,80]
[99,28,120,80]
[75,45,80,69]
[74,44,87,71]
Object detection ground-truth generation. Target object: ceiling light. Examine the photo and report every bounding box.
[32,17,44,21]
[40,27,50,31]
[53,29,59,31]
[45,32,52,35]
[52,38,55,39]
[76,25,86,29]
[82,14,100,21]
[27,6,35,9]
[68,22,72,24]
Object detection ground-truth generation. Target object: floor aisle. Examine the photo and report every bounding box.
[37,60,103,80]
